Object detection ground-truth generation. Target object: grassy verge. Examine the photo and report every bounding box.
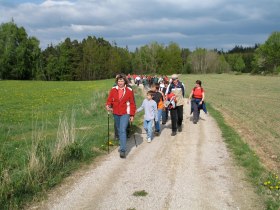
[0,81,143,209]
[207,103,280,210]
[181,74,280,175]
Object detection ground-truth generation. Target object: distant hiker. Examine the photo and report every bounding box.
[127,74,132,83]
[151,83,165,136]
[106,74,136,158]
[165,74,185,136]
[136,90,158,143]
[188,80,207,124]
[135,75,141,86]
[142,75,149,90]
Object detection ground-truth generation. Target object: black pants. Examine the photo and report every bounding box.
[170,105,183,132]
[191,99,202,123]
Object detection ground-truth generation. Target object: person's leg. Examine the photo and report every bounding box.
[113,114,120,146]
[119,114,130,152]
[170,108,178,135]
[192,100,199,124]
[147,120,153,141]
[162,109,166,124]
[114,121,119,140]
[144,120,148,137]
[155,109,162,133]
[177,105,184,131]
[197,99,203,120]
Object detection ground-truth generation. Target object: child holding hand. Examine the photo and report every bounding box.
[137,90,158,143]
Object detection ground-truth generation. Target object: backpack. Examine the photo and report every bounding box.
[153,91,164,109]
[165,93,176,109]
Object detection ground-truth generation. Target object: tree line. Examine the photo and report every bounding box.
[0,21,279,80]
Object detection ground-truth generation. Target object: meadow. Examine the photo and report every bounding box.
[181,74,280,175]
[182,74,280,208]
[1,74,280,209]
[0,80,143,209]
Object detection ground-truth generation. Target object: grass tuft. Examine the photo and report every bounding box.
[133,190,148,197]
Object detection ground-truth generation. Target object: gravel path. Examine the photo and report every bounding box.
[32,99,263,210]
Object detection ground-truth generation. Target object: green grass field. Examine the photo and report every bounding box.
[181,74,280,174]
[0,80,143,209]
[0,74,279,209]
[181,74,280,209]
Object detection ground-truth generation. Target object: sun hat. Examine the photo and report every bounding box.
[171,74,178,79]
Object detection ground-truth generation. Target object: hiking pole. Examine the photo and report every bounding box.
[107,111,110,154]
[130,122,137,147]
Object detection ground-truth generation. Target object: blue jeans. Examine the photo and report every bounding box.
[162,109,168,123]
[155,109,163,132]
[114,114,130,152]
[144,120,153,139]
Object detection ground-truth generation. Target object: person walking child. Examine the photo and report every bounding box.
[136,90,158,143]
[106,74,136,158]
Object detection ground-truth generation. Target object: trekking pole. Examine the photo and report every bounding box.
[130,122,137,147]
[107,112,110,154]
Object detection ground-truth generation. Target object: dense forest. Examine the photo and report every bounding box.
[0,21,279,80]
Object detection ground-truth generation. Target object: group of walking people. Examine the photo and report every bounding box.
[106,73,206,158]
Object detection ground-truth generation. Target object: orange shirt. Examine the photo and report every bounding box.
[193,87,204,99]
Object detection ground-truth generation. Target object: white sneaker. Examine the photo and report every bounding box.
[147,138,151,143]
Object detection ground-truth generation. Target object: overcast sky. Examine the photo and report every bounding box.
[0,0,279,51]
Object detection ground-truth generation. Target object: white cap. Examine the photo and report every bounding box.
[171,74,178,79]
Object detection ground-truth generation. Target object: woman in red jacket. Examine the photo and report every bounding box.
[106,74,136,158]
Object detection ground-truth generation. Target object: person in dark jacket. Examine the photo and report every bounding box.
[165,74,185,136]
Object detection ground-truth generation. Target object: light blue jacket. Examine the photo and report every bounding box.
[137,99,158,121]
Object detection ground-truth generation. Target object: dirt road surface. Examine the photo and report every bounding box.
[31,99,264,210]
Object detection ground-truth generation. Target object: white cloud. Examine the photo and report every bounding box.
[0,0,278,50]
[70,24,107,32]
[155,0,223,10]
[41,0,75,7]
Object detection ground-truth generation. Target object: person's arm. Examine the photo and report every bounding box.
[136,100,144,113]
[199,91,205,105]
[154,102,158,122]
[182,83,185,98]
[165,84,171,95]
[187,90,194,104]
[106,89,114,112]
[130,90,137,122]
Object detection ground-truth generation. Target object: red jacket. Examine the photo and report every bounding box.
[106,86,136,116]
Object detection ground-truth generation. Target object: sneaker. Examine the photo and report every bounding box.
[155,131,160,136]
[171,131,176,136]
[120,151,126,158]
[162,122,166,125]
[147,138,151,143]
[178,126,182,132]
